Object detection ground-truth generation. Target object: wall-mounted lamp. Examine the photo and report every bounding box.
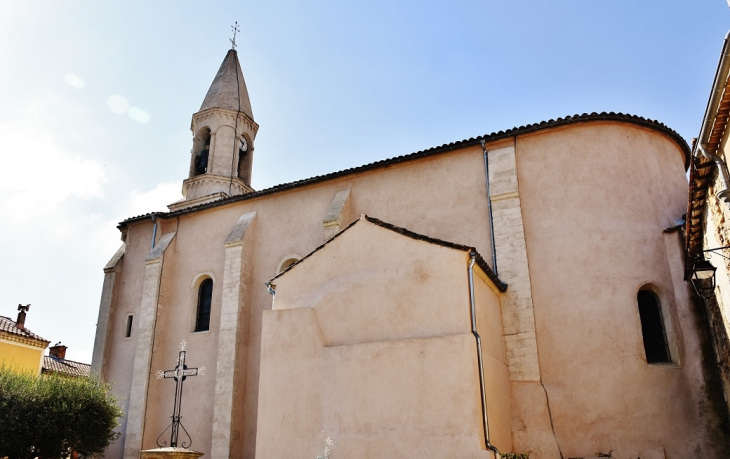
[690,246,730,300]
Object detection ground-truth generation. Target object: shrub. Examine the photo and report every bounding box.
[0,366,123,459]
[500,453,530,459]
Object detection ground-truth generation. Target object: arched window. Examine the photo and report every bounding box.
[191,127,211,177]
[195,278,213,332]
[237,137,251,184]
[276,255,302,274]
[637,289,671,363]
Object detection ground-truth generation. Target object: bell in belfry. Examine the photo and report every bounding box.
[195,146,209,175]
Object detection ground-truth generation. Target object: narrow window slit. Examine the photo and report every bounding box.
[125,315,134,338]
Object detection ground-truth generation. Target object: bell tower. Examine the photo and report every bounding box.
[169,47,259,211]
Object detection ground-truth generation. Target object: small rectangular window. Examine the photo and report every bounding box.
[125,315,134,338]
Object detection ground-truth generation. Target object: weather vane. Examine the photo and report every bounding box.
[230,21,240,49]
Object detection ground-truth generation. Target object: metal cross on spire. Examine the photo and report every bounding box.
[155,340,206,449]
[230,21,240,49]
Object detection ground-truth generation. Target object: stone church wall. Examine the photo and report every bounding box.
[102,143,500,459]
[97,119,730,458]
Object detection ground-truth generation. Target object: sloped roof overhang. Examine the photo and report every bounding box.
[120,112,689,228]
[268,214,506,293]
[685,32,730,278]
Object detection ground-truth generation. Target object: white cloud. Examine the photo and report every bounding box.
[107,94,129,114]
[128,106,151,124]
[64,73,85,89]
[0,120,106,221]
[107,96,151,124]
[125,181,183,218]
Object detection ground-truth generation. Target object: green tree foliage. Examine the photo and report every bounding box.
[0,366,123,459]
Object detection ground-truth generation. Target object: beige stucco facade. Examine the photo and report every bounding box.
[91,49,729,459]
[257,218,510,458]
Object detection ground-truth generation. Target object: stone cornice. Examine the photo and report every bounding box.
[191,107,259,135]
[0,330,49,349]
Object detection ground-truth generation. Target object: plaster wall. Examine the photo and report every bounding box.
[271,222,474,344]
[101,144,496,458]
[473,268,512,451]
[100,222,153,459]
[257,221,510,457]
[514,122,727,457]
[0,338,44,374]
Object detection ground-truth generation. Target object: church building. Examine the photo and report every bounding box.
[91,47,730,459]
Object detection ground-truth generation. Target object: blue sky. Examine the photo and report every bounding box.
[0,1,728,362]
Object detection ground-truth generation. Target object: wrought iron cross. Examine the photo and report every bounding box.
[155,340,206,448]
[230,21,240,49]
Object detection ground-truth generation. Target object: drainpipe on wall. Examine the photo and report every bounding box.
[150,215,158,251]
[481,140,499,276]
[698,145,730,204]
[265,281,275,295]
[694,30,730,204]
[468,252,500,458]
[264,281,277,321]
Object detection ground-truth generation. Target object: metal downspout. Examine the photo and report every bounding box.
[150,215,158,251]
[265,281,275,295]
[468,252,499,457]
[481,140,499,276]
[699,145,730,203]
[694,31,730,204]
[697,31,730,150]
[265,282,276,311]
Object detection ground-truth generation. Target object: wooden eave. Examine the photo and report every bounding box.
[686,78,730,276]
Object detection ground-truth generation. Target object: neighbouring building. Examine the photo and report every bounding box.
[686,30,730,418]
[0,308,91,378]
[0,306,49,374]
[42,342,91,378]
[91,46,730,459]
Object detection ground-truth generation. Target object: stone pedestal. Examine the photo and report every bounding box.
[140,447,204,459]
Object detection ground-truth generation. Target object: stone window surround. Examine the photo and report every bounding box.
[189,272,217,334]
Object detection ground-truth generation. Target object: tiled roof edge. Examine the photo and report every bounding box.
[0,316,50,344]
[120,112,690,227]
[43,355,91,377]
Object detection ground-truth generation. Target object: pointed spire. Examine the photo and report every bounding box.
[199,49,253,119]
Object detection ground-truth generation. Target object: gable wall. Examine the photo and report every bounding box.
[258,221,509,457]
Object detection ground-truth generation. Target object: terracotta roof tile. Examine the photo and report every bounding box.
[42,355,91,378]
[119,112,690,227]
[0,316,49,344]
